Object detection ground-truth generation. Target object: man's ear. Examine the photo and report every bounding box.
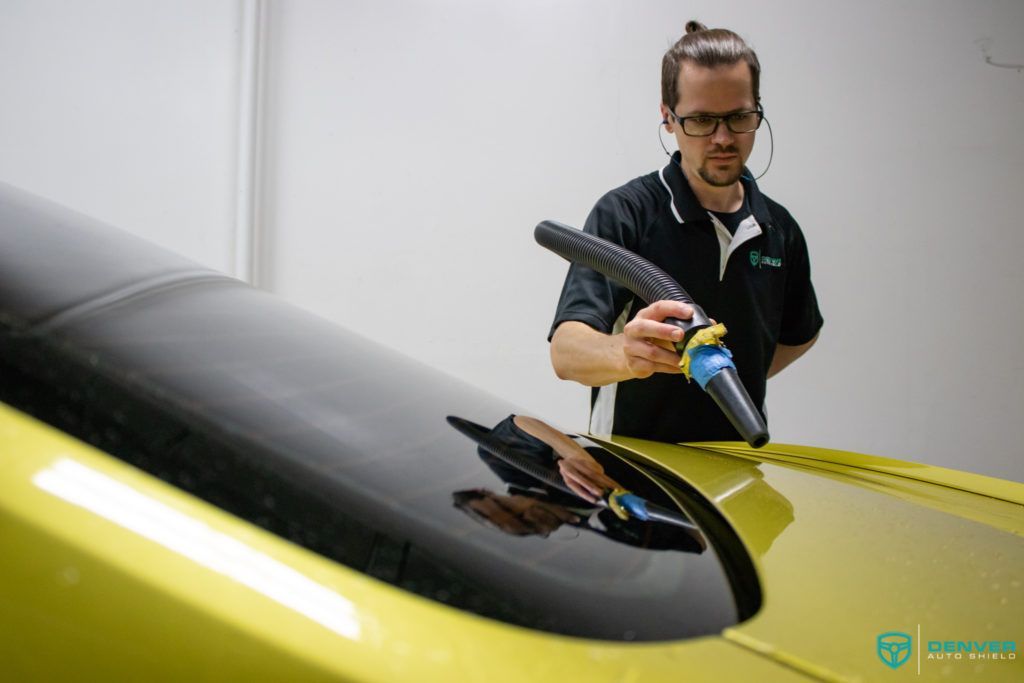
[659,103,673,132]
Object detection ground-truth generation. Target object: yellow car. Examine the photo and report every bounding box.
[1,181,1021,682]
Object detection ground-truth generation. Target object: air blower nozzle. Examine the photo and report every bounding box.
[535,219,769,448]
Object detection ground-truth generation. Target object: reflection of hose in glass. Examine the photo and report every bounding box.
[535,220,769,448]
[446,415,698,531]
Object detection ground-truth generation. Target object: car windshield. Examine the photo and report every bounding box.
[0,183,760,641]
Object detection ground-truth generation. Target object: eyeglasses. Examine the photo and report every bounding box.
[670,110,763,137]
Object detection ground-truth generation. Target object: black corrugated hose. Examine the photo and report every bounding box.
[535,220,713,348]
[535,220,769,448]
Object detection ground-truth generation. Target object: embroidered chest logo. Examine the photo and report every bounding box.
[749,249,782,269]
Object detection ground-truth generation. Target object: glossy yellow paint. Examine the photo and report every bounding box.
[597,436,1024,683]
[0,404,808,682]
[696,441,1024,506]
[696,442,1024,537]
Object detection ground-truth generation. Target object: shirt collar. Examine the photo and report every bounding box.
[659,151,772,225]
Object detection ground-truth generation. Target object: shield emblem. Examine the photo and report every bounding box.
[749,250,760,267]
[877,632,912,669]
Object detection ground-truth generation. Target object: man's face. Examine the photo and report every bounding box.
[661,60,757,189]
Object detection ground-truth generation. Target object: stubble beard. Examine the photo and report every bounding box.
[697,165,744,187]
[698,147,744,187]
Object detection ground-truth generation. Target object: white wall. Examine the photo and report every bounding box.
[0,0,241,271]
[1,0,1022,481]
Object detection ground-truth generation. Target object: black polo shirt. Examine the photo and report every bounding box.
[548,152,823,444]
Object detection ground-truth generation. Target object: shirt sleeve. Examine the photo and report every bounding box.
[547,189,642,341]
[778,216,824,346]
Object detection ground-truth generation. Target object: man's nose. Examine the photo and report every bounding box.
[710,119,735,145]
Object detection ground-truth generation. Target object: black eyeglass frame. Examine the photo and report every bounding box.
[669,109,764,137]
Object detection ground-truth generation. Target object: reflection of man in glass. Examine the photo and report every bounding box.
[453,489,581,537]
[510,414,620,503]
[452,414,704,552]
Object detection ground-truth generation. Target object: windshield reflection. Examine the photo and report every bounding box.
[448,414,706,552]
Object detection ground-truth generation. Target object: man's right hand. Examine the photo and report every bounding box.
[550,300,702,387]
[621,300,694,379]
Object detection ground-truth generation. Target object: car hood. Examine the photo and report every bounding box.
[592,434,1024,681]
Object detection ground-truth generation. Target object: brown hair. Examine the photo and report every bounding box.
[661,20,762,110]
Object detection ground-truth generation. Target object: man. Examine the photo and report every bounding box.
[548,21,823,444]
